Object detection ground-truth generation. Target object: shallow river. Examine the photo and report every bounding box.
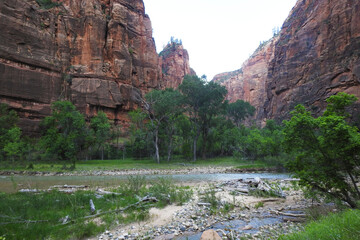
[0,173,290,193]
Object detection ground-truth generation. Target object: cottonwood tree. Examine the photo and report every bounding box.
[283,93,360,208]
[179,75,227,161]
[40,101,88,167]
[143,89,184,163]
[90,111,111,160]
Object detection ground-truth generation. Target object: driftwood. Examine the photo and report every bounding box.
[96,189,122,196]
[60,196,159,225]
[52,185,88,189]
[18,189,41,193]
[90,199,96,214]
[197,202,211,206]
[270,210,306,218]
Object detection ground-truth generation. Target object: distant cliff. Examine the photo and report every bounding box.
[0,0,193,134]
[214,0,360,125]
[159,41,196,89]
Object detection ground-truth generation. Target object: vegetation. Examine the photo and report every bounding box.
[0,177,192,240]
[283,93,360,208]
[159,37,183,58]
[35,0,61,9]
[40,101,88,167]
[279,209,360,240]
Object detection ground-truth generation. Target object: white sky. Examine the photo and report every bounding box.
[143,0,298,80]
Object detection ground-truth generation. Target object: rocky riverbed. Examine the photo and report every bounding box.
[0,166,277,177]
[91,178,321,240]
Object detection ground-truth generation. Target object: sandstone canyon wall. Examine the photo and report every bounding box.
[214,0,360,124]
[213,37,278,126]
[159,42,195,89]
[0,0,192,135]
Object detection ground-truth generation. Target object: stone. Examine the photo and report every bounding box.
[213,0,360,125]
[199,229,222,240]
[242,225,253,230]
[0,0,194,135]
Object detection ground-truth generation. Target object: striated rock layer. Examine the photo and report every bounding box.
[0,0,193,135]
[214,0,360,124]
[159,42,195,89]
[213,37,278,126]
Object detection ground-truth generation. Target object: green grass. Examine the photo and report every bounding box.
[0,177,192,240]
[279,209,360,240]
[0,157,274,173]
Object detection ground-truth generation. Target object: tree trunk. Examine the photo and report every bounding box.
[167,127,174,162]
[154,129,160,164]
[347,170,360,198]
[167,137,173,162]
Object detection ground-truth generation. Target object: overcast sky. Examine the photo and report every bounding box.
[143,0,298,80]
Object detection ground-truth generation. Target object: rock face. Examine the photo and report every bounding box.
[214,0,360,124]
[160,42,195,89]
[213,37,278,126]
[0,0,192,135]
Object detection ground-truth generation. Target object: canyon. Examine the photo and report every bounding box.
[1,0,360,134]
[0,0,192,134]
[214,0,360,125]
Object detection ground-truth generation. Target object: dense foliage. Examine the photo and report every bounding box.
[128,75,286,165]
[283,93,360,208]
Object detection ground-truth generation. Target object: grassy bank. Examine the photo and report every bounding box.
[0,157,275,173]
[0,177,192,240]
[279,209,360,240]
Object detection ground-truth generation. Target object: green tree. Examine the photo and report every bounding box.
[90,112,111,160]
[0,104,21,161]
[283,93,360,208]
[40,101,88,167]
[179,75,227,160]
[128,109,150,159]
[227,100,255,127]
[143,89,184,163]
[3,127,24,162]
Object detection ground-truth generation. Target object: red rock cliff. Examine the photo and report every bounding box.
[214,0,360,124]
[0,0,193,134]
[213,37,278,126]
[160,41,195,89]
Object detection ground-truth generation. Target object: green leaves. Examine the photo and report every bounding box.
[40,101,87,163]
[227,100,255,127]
[283,93,360,208]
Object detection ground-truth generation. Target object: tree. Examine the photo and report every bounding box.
[227,100,255,127]
[143,89,184,163]
[40,101,88,167]
[283,93,360,208]
[90,112,111,160]
[0,104,21,161]
[179,75,227,161]
[3,127,24,162]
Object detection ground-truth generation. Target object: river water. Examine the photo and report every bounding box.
[0,173,290,193]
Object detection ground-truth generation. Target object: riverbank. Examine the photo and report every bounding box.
[0,166,278,177]
[91,178,317,240]
[0,157,278,176]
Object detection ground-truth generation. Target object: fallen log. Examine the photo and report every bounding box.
[60,196,159,224]
[96,189,122,196]
[270,210,306,218]
[197,202,211,206]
